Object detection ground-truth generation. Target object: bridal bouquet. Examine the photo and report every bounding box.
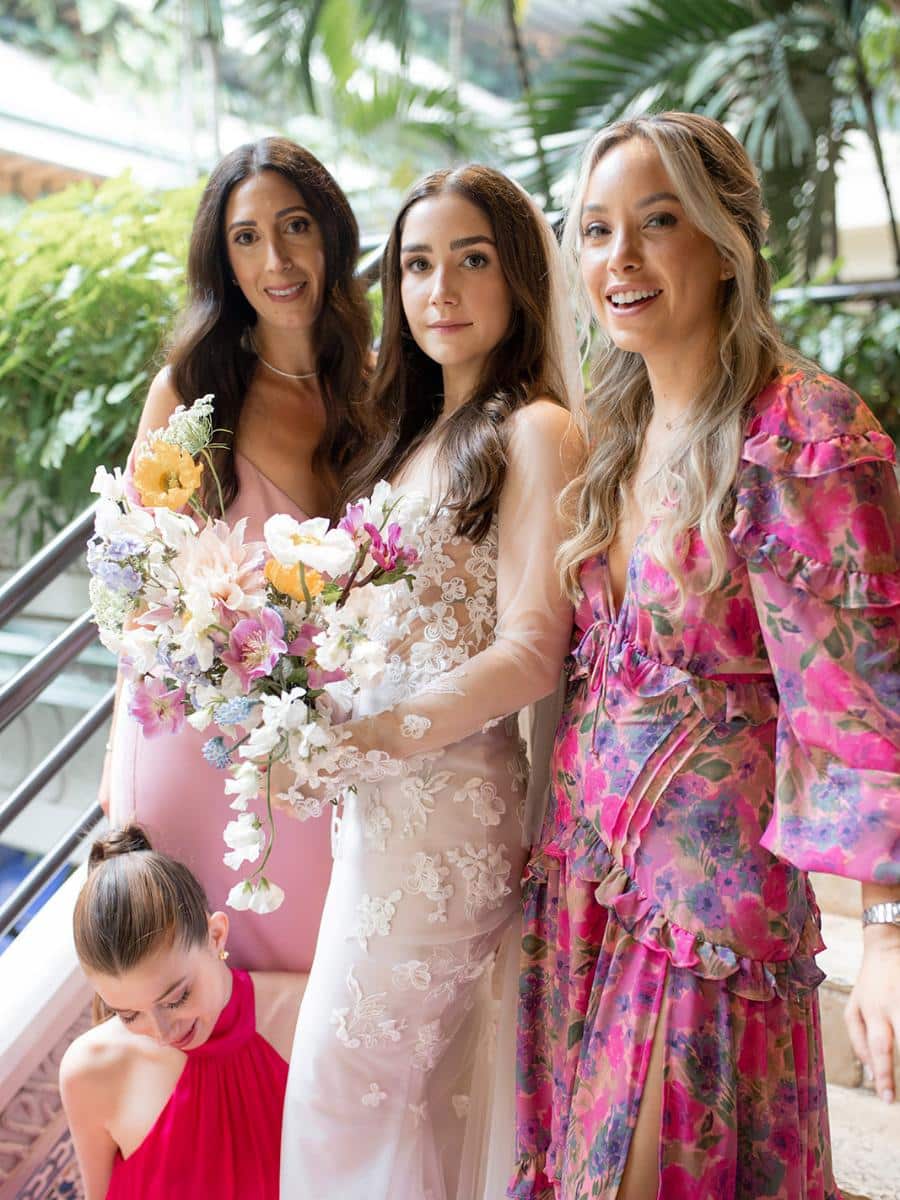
[88,395,426,912]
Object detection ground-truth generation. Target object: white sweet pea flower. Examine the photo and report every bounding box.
[239,721,283,759]
[224,762,263,811]
[91,465,127,502]
[392,490,430,531]
[364,480,394,525]
[258,687,311,734]
[227,877,285,913]
[348,639,386,684]
[153,507,195,547]
[187,706,214,732]
[313,630,350,672]
[222,811,265,870]
[118,626,159,675]
[288,720,333,763]
[317,678,355,721]
[94,497,155,540]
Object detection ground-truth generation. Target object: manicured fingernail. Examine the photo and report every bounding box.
[880,1089,894,1104]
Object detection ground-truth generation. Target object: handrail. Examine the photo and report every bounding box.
[773,279,900,304]
[0,803,104,941]
[0,688,114,837]
[0,610,99,734]
[0,502,96,629]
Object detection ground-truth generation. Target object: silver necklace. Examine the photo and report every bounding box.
[250,335,316,381]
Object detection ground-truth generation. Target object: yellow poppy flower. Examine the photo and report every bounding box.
[264,558,324,602]
[133,440,204,510]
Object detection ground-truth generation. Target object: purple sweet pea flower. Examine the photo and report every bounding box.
[363,521,418,572]
[129,678,187,737]
[338,502,367,536]
[220,607,288,690]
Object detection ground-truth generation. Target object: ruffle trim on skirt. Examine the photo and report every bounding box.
[525,820,826,1003]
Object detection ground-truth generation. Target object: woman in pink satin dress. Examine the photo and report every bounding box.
[101,136,371,970]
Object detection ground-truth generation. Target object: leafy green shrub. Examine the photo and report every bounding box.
[0,173,202,550]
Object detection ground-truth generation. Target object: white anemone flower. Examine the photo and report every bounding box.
[264,514,357,575]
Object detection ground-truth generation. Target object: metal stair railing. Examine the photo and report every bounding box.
[0,272,897,943]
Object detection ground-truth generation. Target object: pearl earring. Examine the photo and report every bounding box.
[219,949,230,961]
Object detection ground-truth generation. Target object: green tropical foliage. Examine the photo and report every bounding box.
[527,0,899,278]
[0,175,202,549]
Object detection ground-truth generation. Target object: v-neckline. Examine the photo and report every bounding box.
[602,524,651,624]
[235,451,312,520]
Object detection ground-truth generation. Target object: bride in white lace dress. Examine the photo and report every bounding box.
[279,165,585,1200]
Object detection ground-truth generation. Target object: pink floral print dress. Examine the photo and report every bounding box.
[511,371,900,1200]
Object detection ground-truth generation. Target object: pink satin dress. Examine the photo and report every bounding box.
[105,969,287,1199]
[110,452,333,971]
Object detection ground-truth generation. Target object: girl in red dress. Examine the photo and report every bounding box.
[60,826,303,1200]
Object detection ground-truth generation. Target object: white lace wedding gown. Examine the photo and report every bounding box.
[280,405,578,1200]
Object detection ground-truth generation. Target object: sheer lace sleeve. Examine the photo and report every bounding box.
[348,401,583,761]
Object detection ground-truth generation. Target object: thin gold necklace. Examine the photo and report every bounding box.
[250,334,316,381]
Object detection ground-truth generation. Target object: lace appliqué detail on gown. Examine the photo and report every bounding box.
[446,842,513,920]
[331,967,408,1049]
[362,1083,388,1107]
[402,851,454,923]
[412,1019,449,1072]
[392,960,432,991]
[361,790,393,852]
[401,714,432,740]
[400,764,453,838]
[350,890,403,950]
[452,776,506,827]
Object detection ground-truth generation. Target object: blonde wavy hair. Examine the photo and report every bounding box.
[557,111,800,600]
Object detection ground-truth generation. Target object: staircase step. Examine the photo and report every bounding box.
[827,1083,900,1200]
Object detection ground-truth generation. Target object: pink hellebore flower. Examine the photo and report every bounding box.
[364,522,418,572]
[220,607,288,690]
[129,678,187,737]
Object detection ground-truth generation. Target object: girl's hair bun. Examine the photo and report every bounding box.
[87,824,153,871]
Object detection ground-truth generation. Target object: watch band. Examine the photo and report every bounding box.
[862,901,900,927]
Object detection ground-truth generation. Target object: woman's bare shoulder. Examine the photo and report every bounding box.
[59,1021,132,1110]
[132,366,182,448]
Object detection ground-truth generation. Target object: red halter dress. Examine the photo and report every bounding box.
[105,968,288,1199]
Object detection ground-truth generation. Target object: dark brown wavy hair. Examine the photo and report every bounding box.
[340,164,567,542]
[167,137,371,515]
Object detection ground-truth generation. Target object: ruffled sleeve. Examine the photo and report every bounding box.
[730,370,900,884]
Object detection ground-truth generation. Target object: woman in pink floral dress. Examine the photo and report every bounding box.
[512,112,900,1200]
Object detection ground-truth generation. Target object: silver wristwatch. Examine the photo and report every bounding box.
[862,901,900,928]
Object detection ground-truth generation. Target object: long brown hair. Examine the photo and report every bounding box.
[73,825,209,980]
[340,164,578,542]
[167,137,371,514]
[557,112,800,598]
